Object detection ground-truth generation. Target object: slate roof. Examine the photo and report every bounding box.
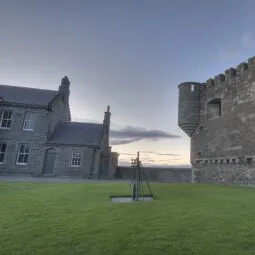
[47,122,103,146]
[0,84,58,107]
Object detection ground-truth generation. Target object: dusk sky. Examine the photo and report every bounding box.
[1,0,255,166]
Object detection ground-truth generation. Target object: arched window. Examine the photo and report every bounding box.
[207,98,222,119]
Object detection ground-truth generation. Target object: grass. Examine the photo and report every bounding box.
[1,182,255,255]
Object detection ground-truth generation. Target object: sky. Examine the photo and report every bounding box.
[1,0,255,167]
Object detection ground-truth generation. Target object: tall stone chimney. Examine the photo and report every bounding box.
[103,105,111,146]
[58,76,71,121]
[58,76,70,100]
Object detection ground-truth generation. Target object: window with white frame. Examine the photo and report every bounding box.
[0,142,7,163]
[71,150,82,167]
[23,112,37,130]
[17,144,30,164]
[0,111,13,128]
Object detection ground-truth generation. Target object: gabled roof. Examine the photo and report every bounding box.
[47,122,103,147]
[0,84,58,107]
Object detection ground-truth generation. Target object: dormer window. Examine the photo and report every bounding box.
[23,112,37,131]
[0,111,13,129]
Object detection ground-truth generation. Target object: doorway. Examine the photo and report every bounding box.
[43,148,56,175]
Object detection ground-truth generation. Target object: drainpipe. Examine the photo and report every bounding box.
[89,148,97,179]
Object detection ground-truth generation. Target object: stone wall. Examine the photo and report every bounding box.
[48,93,71,136]
[116,166,192,183]
[194,162,255,185]
[178,56,255,183]
[0,81,72,176]
[0,105,50,176]
[47,145,98,178]
[191,57,255,163]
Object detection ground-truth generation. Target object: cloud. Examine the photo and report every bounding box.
[218,47,240,60]
[119,153,136,156]
[157,153,179,156]
[72,117,101,123]
[110,138,142,145]
[241,31,254,46]
[218,31,255,61]
[110,126,181,145]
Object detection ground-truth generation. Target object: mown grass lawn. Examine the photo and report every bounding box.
[1,182,255,255]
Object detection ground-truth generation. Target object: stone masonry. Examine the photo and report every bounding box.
[0,76,116,178]
[178,56,255,184]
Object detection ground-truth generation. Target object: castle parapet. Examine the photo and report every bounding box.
[225,68,236,77]
[214,74,225,85]
[206,78,214,86]
[248,56,255,68]
[236,62,248,75]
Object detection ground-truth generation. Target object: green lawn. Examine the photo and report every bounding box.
[1,182,255,255]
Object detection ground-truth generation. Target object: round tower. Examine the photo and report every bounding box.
[178,82,201,137]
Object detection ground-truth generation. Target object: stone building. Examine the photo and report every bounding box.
[0,76,117,178]
[178,56,255,184]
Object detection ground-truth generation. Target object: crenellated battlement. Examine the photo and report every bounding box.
[206,78,214,86]
[225,67,236,77]
[205,56,255,88]
[178,55,255,185]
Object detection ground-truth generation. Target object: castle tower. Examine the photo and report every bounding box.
[178,82,201,137]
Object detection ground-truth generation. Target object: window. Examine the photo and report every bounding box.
[210,159,213,164]
[232,159,236,164]
[207,98,222,119]
[23,112,37,130]
[0,111,13,128]
[220,159,223,164]
[195,160,202,165]
[17,144,30,164]
[204,160,208,164]
[247,158,252,164]
[215,159,218,164]
[191,84,194,92]
[0,143,7,163]
[226,159,230,164]
[71,150,82,167]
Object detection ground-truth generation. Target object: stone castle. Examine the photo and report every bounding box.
[178,56,255,184]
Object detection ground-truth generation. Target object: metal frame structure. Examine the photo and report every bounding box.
[131,151,153,201]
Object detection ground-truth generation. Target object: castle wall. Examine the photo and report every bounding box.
[116,166,192,183]
[193,163,255,185]
[189,57,255,183]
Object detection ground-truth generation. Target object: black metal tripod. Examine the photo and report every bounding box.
[131,152,153,201]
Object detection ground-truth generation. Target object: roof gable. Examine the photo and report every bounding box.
[0,84,58,107]
[47,122,104,147]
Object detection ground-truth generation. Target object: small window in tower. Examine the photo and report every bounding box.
[191,84,194,92]
[207,98,222,119]
[247,158,252,164]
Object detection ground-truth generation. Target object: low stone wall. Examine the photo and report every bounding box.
[194,163,255,185]
[115,166,192,183]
